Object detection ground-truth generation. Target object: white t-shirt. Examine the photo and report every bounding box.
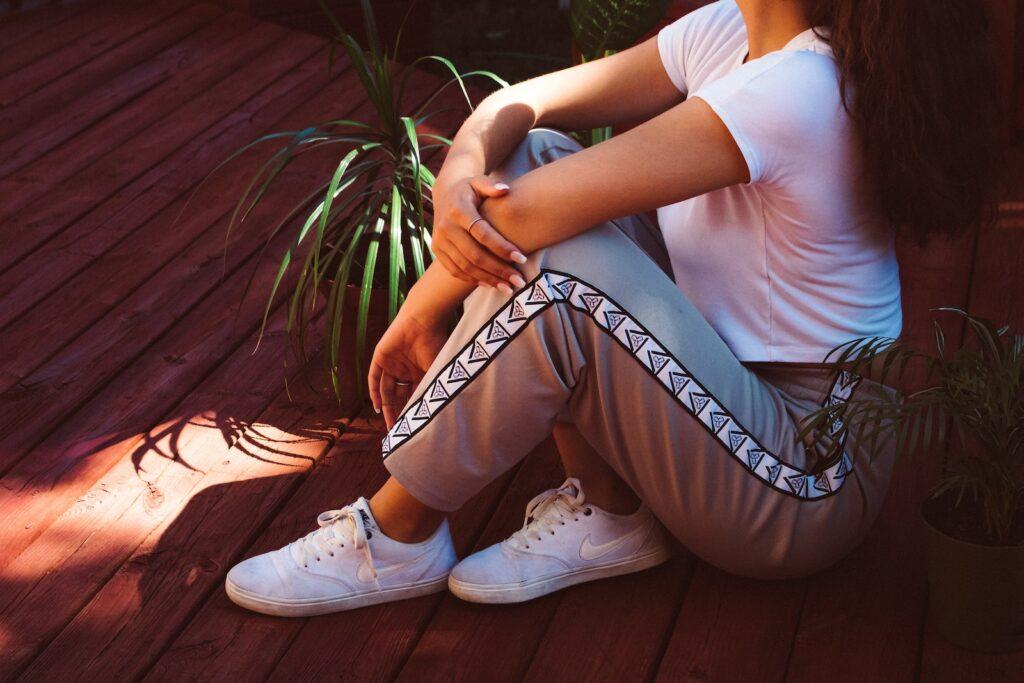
[656,0,902,362]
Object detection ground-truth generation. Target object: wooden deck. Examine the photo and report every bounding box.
[1,2,1023,680]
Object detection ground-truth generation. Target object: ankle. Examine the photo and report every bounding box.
[368,478,446,543]
[578,481,641,516]
[372,505,444,543]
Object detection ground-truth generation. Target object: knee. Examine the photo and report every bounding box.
[490,128,583,185]
[518,222,640,282]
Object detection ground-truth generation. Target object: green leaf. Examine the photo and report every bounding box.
[387,186,405,321]
[356,211,388,383]
[570,0,670,60]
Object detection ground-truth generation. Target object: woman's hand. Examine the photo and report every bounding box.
[368,309,450,428]
[431,174,528,292]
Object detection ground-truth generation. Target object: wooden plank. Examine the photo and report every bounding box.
[783,473,930,682]
[146,87,492,683]
[654,567,803,682]
[0,273,330,678]
[7,353,343,679]
[2,83,472,672]
[394,445,567,682]
[0,0,87,52]
[0,34,327,331]
[524,554,692,681]
[0,58,355,459]
[0,1,95,78]
[145,429,514,682]
[0,75,373,558]
[919,620,1024,682]
[0,63,453,579]
[0,1,209,148]
[0,2,186,106]
[0,4,284,237]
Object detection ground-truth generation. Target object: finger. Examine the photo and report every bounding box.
[435,249,480,285]
[368,357,384,414]
[448,247,513,293]
[450,230,525,289]
[379,371,396,428]
[383,382,414,427]
[380,372,414,429]
[468,217,527,265]
[468,175,511,198]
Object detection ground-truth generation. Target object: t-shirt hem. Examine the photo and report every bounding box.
[732,344,854,365]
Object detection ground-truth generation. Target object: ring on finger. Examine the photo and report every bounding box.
[467,216,486,237]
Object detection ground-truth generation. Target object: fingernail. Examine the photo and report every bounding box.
[510,274,526,289]
[511,251,527,264]
[497,283,513,295]
[494,182,510,191]
[374,405,381,414]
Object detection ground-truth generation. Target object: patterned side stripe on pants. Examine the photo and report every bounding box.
[382,270,861,502]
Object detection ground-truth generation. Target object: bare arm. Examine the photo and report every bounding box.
[440,37,682,181]
[399,95,748,327]
[430,37,685,288]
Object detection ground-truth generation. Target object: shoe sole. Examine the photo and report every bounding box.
[448,547,671,604]
[225,574,450,617]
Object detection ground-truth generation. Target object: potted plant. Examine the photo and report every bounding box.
[801,309,1024,652]
[209,0,505,402]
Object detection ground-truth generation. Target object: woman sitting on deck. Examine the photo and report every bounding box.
[225,0,999,615]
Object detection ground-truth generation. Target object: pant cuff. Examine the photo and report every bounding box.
[384,453,463,513]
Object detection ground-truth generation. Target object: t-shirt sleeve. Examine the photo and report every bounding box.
[657,1,743,98]
[691,53,840,184]
[656,15,694,95]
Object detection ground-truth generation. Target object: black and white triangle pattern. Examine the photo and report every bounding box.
[381,270,860,501]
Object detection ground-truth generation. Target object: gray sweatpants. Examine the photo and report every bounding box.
[383,129,895,579]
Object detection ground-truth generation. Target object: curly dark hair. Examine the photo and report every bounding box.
[801,0,1002,242]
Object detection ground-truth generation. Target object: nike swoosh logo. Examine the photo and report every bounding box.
[579,521,651,562]
[355,553,428,583]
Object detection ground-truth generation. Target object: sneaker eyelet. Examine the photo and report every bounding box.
[584,508,593,516]
[549,531,555,535]
[366,531,373,539]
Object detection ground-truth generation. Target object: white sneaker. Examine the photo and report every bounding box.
[448,478,670,604]
[225,497,456,616]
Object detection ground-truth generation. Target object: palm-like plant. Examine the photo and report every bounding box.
[213,1,506,401]
[570,0,670,144]
[800,309,1024,543]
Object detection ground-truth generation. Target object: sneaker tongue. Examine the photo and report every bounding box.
[351,497,379,532]
[558,477,583,500]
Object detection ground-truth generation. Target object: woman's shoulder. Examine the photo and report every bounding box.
[691,50,848,184]
[701,49,841,117]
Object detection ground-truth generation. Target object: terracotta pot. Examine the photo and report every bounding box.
[923,497,1024,652]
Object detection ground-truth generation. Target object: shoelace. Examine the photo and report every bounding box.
[289,505,376,578]
[510,477,591,548]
